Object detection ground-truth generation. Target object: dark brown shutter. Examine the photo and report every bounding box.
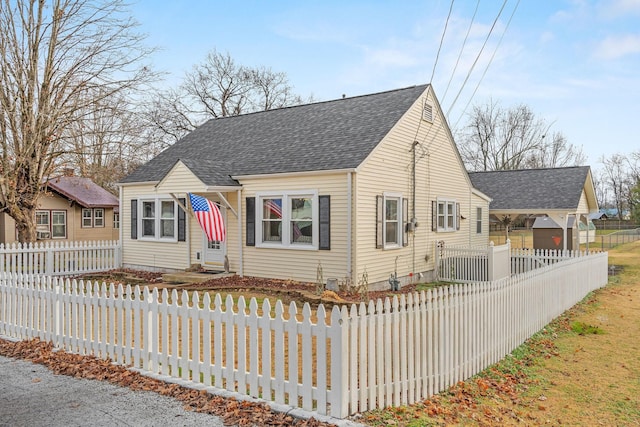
[431,200,437,232]
[376,195,383,248]
[246,197,255,246]
[402,197,409,247]
[456,202,461,231]
[130,199,137,239]
[178,198,186,241]
[319,195,330,250]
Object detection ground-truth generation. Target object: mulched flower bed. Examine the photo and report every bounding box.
[78,268,422,307]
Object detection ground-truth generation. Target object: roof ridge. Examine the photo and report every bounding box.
[469,165,588,174]
[200,84,430,122]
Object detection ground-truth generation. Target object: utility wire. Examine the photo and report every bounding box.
[441,0,480,106]
[445,0,508,118]
[416,0,517,166]
[452,0,520,130]
[430,0,455,84]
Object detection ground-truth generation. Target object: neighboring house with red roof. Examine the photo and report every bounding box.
[0,174,119,244]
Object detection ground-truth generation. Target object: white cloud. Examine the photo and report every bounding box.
[593,34,640,59]
[601,0,640,19]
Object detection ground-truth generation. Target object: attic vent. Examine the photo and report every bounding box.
[422,100,433,123]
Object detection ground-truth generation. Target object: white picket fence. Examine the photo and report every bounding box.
[436,241,511,282]
[436,241,597,282]
[0,240,121,276]
[0,250,608,418]
[510,247,574,275]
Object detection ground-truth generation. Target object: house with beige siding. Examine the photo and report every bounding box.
[0,174,120,244]
[119,84,490,288]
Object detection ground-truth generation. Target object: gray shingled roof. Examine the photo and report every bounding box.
[46,176,119,208]
[121,85,429,185]
[468,166,591,211]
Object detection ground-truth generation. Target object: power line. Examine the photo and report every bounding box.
[441,0,480,106]
[430,0,456,84]
[445,0,508,118]
[452,0,521,130]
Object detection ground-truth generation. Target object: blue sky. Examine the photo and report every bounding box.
[131,0,640,166]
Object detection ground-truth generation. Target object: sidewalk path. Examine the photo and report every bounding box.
[0,355,224,427]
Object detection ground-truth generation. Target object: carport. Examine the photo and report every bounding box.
[468,166,599,251]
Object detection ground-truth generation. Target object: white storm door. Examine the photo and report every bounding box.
[203,205,226,265]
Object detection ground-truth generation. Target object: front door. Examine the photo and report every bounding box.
[203,205,226,268]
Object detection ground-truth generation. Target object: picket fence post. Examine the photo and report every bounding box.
[329,305,349,418]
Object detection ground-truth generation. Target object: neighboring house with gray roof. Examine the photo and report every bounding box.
[468,166,599,249]
[0,174,119,244]
[119,84,491,287]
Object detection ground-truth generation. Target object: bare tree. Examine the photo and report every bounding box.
[458,100,585,171]
[631,181,640,223]
[59,90,154,193]
[524,131,586,169]
[0,0,154,242]
[600,153,632,220]
[592,168,611,210]
[144,49,312,147]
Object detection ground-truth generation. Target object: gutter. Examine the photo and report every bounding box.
[347,171,353,282]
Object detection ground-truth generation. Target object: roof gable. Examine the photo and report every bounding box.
[46,176,119,208]
[468,166,596,212]
[121,85,430,185]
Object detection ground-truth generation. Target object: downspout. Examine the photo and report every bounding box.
[186,201,191,269]
[237,189,243,277]
[412,142,417,278]
[347,171,352,282]
[118,185,123,268]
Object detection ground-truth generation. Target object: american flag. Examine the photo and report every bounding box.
[188,193,226,242]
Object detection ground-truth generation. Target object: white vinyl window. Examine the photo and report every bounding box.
[113,213,120,229]
[36,211,50,230]
[82,208,105,228]
[93,208,104,227]
[51,211,67,238]
[82,209,93,227]
[139,198,177,241]
[476,207,482,234]
[437,199,457,232]
[384,194,402,248]
[257,191,317,249]
[160,201,175,238]
[36,211,51,239]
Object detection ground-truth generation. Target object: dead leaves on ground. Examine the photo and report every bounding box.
[362,327,564,426]
[0,338,331,427]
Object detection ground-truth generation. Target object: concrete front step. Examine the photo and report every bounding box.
[162,271,234,284]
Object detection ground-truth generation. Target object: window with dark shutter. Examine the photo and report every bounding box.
[130,199,137,239]
[178,198,186,241]
[246,197,255,246]
[431,200,436,231]
[403,197,409,247]
[319,195,330,250]
[456,202,461,231]
[376,195,383,248]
